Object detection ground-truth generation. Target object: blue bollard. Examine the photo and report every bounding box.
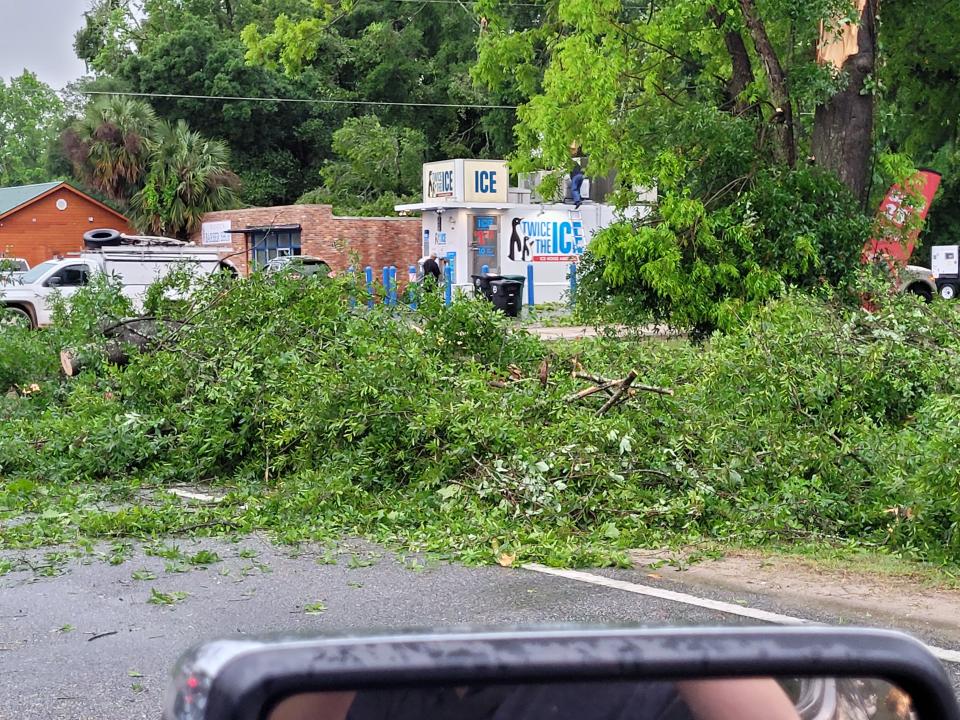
[444,265,453,306]
[408,265,418,309]
[365,266,374,309]
[388,266,397,306]
[382,266,390,303]
[481,264,489,275]
[569,262,577,306]
[348,266,356,308]
[526,264,535,307]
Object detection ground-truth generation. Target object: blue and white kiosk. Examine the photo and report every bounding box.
[395,159,653,303]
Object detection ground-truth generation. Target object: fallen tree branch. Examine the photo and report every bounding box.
[633,383,675,397]
[60,317,187,376]
[575,371,674,397]
[564,379,622,402]
[597,369,638,416]
[574,371,614,384]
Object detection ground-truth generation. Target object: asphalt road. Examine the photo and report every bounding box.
[1,536,957,719]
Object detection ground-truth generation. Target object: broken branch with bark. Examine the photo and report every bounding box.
[597,370,638,415]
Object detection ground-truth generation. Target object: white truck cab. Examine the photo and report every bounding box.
[0,240,228,328]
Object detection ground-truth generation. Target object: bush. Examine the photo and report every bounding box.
[577,167,872,335]
[3,272,960,567]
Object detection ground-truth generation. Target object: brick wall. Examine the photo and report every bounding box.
[193,205,422,277]
[0,186,134,269]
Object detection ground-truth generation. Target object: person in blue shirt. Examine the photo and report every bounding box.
[570,164,585,209]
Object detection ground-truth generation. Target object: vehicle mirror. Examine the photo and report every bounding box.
[162,627,960,720]
[46,276,62,287]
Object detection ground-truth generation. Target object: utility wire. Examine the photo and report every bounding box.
[80,90,519,110]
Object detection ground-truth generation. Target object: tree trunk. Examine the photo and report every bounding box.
[810,0,877,206]
[708,6,755,115]
[60,317,185,377]
[738,0,796,167]
[61,342,130,377]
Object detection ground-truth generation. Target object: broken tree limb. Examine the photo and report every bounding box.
[632,383,675,397]
[575,371,674,397]
[574,371,613,384]
[102,317,185,348]
[538,358,549,389]
[573,371,618,396]
[60,317,186,377]
[597,370,638,416]
[564,379,622,402]
[60,342,130,377]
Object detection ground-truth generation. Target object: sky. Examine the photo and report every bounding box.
[0,0,91,90]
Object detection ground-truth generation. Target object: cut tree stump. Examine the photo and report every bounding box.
[59,317,185,377]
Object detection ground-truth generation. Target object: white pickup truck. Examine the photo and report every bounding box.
[0,235,230,328]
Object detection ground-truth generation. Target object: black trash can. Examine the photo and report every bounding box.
[489,279,523,317]
[501,274,526,297]
[471,273,502,300]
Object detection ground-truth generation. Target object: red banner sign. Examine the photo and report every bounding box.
[862,169,942,265]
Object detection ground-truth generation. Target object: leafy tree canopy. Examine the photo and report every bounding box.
[242,0,519,159]
[73,0,517,208]
[297,115,425,214]
[64,95,239,237]
[0,72,67,187]
[472,0,943,331]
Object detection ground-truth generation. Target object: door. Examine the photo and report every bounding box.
[39,263,91,325]
[470,215,499,278]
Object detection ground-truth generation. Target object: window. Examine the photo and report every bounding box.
[19,261,59,284]
[249,229,302,269]
[48,264,90,287]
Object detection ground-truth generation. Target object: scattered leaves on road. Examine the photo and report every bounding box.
[148,588,188,606]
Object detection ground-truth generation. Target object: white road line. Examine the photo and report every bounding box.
[522,563,960,665]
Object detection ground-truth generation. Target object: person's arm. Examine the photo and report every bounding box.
[676,679,800,720]
[267,691,357,720]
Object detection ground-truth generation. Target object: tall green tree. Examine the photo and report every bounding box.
[877,0,960,257]
[62,95,158,205]
[296,114,426,215]
[0,72,66,187]
[62,95,239,236]
[74,0,347,206]
[241,0,519,158]
[324,116,425,199]
[130,119,240,238]
[470,0,881,331]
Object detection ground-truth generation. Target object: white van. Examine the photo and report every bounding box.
[0,234,230,328]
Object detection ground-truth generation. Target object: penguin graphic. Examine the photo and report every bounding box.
[521,236,532,262]
[508,217,523,261]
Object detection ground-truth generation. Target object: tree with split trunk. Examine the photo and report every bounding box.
[473,0,890,331]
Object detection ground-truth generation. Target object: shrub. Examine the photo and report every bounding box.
[4,272,960,567]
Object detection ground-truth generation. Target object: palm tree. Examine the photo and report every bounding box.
[130,119,240,239]
[62,96,158,205]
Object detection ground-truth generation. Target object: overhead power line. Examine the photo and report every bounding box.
[80,90,519,110]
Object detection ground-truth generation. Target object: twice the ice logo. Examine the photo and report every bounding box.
[428,170,455,197]
[518,217,585,261]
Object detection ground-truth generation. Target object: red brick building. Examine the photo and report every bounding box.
[0,181,133,268]
[192,205,422,276]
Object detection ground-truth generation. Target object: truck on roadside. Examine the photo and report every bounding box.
[0,257,30,281]
[930,244,960,299]
[0,229,232,328]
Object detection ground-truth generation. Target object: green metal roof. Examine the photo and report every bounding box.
[0,181,64,216]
